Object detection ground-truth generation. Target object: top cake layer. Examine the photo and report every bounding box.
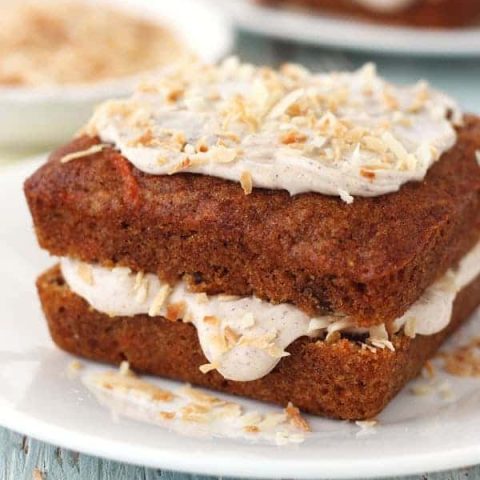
[25,115,480,326]
[84,59,460,201]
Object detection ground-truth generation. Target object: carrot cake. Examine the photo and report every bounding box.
[255,0,480,28]
[25,59,480,420]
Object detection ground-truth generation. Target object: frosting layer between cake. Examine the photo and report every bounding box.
[61,240,480,382]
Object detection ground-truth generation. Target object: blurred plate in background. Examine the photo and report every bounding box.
[0,0,232,153]
[224,0,480,57]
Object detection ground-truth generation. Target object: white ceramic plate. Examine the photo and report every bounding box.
[2,158,480,479]
[223,0,480,57]
[0,0,233,151]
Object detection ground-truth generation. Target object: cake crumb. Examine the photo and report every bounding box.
[440,337,480,377]
[67,359,83,377]
[165,301,186,322]
[32,469,44,480]
[422,360,436,379]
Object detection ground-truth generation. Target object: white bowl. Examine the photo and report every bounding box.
[0,0,233,152]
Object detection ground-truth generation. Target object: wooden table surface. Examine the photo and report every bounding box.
[1,28,480,480]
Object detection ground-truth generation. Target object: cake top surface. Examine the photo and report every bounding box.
[85,57,461,200]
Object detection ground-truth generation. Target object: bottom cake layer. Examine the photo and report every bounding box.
[37,265,480,420]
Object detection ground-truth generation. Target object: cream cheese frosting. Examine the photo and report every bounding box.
[393,240,480,335]
[61,257,345,381]
[61,239,480,382]
[85,58,461,202]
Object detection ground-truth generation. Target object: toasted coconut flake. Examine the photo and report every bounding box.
[179,385,225,407]
[218,294,241,302]
[240,171,253,195]
[180,403,210,423]
[382,131,409,165]
[440,337,480,377]
[362,135,386,153]
[360,169,376,181]
[224,326,240,347]
[404,317,417,338]
[267,346,291,359]
[165,301,186,322]
[258,413,287,430]
[308,318,332,333]
[203,315,219,326]
[361,343,378,353]
[285,402,311,432]
[244,425,260,433]
[195,293,209,304]
[76,263,94,285]
[338,189,354,204]
[60,144,109,164]
[355,420,377,429]
[280,130,308,145]
[91,371,174,402]
[148,284,172,317]
[159,411,176,420]
[199,362,218,374]
[240,411,263,426]
[476,150,480,167]
[239,312,255,329]
[133,273,149,304]
[368,324,395,352]
[119,360,134,377]
[410,383,433,396]
[326,318,353,342]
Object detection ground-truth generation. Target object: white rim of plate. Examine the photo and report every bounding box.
[223,0,480,57]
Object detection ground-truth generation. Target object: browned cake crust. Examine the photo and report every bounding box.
[24,116,480,327]
[37,265,480,420]
[255,0,480,28]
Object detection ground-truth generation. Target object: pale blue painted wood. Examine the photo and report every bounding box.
[1,428,480,480]
[2,29,480,480]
